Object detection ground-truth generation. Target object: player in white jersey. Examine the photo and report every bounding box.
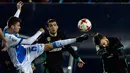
[2,1,23,53]
[4,16,88,73]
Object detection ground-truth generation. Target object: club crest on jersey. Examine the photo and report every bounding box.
[47,37,51,42]
[12,38,17,42]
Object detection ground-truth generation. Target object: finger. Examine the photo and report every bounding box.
[78,63,83,68]
[20,1,24,6]
[78,64,83,68]
[19,1,22,4]
[82,61,85,64]
[80,64,84,67]
[17,1,21,5]
[21,2,24,6]
[79,61,85,64]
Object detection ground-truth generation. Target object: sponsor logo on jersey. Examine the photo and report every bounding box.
[49,48,62,52]
[12,37,17,42]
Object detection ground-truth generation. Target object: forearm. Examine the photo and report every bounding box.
[21,31,42,44]
[0,28,6,42]
[14,9,21,18]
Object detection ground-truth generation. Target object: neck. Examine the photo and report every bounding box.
[7,28,14,34]
[49,32,57,37]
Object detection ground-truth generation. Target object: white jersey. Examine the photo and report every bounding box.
[3,8,45,73]
[4,31,44,73]
[4,32,23,67]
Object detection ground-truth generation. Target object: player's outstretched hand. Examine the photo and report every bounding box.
[76,34,89,42]
[39,28,45,33]
[17,1,24,10]
[77,59,85,68]
[32,65,36,71]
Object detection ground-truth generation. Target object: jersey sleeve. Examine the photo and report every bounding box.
[21,31,42,45]
[14,9,21,18]
[5,34,23,47]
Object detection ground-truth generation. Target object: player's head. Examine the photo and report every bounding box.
[7,16,21,33]
[93,33,109,48]
[46,19,58,34]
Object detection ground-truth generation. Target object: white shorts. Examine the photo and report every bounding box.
[17,44,44,73]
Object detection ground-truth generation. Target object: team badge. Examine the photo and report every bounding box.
[47,37,51,42]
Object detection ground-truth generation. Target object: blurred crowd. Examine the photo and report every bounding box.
[0,0,129,3]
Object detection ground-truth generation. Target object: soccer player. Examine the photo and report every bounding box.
[34,19,85,73]
[93,33,128,73]
[4,16,88,73]
[0,1,23,73]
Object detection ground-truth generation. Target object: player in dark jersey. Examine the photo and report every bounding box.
[34,19,86,73]
[93,33,128,73]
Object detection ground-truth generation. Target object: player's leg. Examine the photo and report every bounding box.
[20,63,33,73]
[44,34,88,51]
[20,34,88,61]
[27,34,88,60]
[16,44,44,73]
[24,44,45,62]
[21,34,88,70]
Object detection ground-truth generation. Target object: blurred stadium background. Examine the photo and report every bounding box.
[0,1,130,73]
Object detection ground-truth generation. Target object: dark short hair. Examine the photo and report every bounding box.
[93,33,105,45]
[7,16,21,28]
[46,19,56,27]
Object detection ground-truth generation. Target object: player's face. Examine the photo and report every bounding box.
[12,22,21,33]
[47,22,58,34]
[99,37,109,48]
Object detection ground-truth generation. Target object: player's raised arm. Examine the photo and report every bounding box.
[5,28,44,47]
[14,1,23,18]
[21,28,45,45]
[4,1,23,32]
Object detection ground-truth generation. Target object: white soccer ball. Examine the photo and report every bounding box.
[78,18,92,32]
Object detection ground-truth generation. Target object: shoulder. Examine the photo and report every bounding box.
[108,37,121,44]
[4,33,13,39]
[4,33,19,41]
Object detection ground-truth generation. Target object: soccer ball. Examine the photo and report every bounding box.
[78,18,92,32]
